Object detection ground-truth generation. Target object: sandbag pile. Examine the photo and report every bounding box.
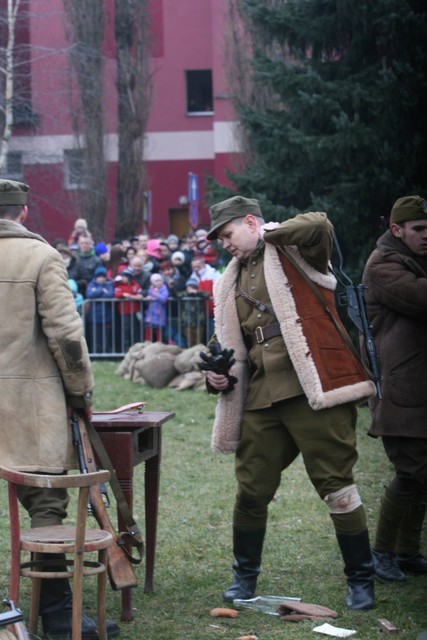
[115,341,210,390]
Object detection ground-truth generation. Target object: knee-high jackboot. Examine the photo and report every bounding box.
[39,554,120,639]
[336,530,375,611]
[223,527,266,602]
[396,503,427,574]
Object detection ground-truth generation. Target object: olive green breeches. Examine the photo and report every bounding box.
[18,484,69,528]
[233,395,367,534]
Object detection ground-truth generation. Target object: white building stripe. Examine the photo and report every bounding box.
[8,122,242,165]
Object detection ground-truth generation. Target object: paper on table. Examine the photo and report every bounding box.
[313,622,357,638]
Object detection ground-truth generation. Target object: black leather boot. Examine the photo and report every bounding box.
[396,553,427,574]
[395,503,427,574]
[39,555,120,639]
[336,530,375,611]
[223,527,266,602]
[42,610,120,639]
[372,548,407,582]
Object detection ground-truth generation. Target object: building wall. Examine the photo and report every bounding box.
[6,0,241,243]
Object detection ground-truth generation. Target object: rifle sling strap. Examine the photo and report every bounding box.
[82,414,144,565]
[277,246,375,383]
[237,284,276,317]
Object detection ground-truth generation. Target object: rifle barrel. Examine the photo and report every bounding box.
[71,412,88,474]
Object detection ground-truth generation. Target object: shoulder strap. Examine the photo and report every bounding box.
[237,284,276,317]
[82,413,144,565]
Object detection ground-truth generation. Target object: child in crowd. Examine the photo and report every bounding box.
[68,218,92,248]
[178,276,210,347]
[85,265,114,353]
[171,250,191,279]
[144,273,169,342]
[113,268,143,351]
[160,260,186,346]
[68,278,84,315]
[195,228,218,266]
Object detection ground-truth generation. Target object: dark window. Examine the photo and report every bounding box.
[185,70,213,114]
[64,149,86,190]
[6,152,23,180]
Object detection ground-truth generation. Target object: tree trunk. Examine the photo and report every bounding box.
[114,0,152,240]
[62,0,107,240]
[0,0,21,172]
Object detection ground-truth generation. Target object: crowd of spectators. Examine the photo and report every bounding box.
[52,219,224,354]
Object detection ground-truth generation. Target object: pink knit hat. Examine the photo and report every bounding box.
[146,239,162,259]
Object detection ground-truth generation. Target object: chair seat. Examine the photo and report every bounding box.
[21,525,113,554]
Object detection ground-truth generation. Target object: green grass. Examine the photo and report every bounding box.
[1,360,426,639]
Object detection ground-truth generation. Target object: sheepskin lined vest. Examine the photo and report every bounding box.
[211,243,376,453]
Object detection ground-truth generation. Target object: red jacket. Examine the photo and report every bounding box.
[114,282,142,315]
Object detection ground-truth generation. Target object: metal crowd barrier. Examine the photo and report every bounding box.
[80,296,213,358]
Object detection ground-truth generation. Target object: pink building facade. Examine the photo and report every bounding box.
[5,0,241,243]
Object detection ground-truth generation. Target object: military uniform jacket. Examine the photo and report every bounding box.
[0,219,93,472]
[211,212,376,453]
[363,229,427,438]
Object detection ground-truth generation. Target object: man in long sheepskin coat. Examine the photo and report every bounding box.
[205,195,376,611]
[0,179,119,639]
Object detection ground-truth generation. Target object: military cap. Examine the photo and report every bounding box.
[207,195,262,240]
[0,179,29,205]
[390,195,427,225]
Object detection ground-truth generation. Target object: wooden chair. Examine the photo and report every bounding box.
[0,465,114,640]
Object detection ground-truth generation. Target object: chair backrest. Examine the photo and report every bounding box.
[0,466,110,489]
[0,465,111,558]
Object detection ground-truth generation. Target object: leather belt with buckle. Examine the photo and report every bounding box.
[249,321,282,346]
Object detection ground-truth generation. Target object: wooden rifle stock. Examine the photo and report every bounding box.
[75,412,138,591]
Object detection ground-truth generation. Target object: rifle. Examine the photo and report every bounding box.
[0,599,29,640]
[72,410,139,591]
[331,231,383,399]
[71,412,88,474]
[71,412,109,509]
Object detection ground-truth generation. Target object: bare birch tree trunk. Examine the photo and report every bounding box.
[0,0,21,173]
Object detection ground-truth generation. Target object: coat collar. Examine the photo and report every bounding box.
[377,229,427,276]
[0,218,48,244]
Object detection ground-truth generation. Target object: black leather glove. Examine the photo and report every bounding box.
[198,342,238,394]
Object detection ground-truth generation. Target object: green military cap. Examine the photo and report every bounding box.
[207,195,262,240]
[390,195,427,225]
[0,179,29,205]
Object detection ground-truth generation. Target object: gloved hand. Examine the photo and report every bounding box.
[198,342,238,394]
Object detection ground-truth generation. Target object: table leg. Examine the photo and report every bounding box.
[144,427,162,592]
[97,432,135,622]
[115,476,135,622]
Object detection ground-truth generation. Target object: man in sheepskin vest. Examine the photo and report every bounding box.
[205,195,377,610]
[363,195,427,583]
[0,180,119,639]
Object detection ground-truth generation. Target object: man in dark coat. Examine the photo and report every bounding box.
[68,235,102,295]
[363,195,427,582]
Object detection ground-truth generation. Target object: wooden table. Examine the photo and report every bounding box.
[92,409,175,621]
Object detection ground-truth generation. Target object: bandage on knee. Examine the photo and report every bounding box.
[324,484,362,514]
